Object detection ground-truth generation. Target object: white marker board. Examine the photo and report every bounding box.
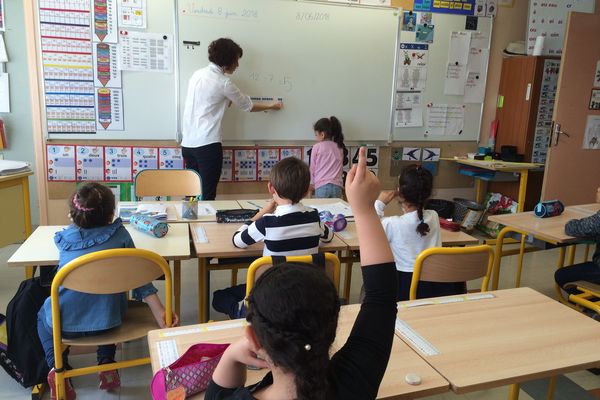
[178,0,399,142]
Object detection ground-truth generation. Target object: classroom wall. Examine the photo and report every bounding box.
[0,0,39,225]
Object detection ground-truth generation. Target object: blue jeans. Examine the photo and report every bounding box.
[37,314,117,369]
[315,183,343,198]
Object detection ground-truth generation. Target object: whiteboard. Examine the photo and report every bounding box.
[44,2,177,140]
[392,14,492,141]
[178,0,399,143]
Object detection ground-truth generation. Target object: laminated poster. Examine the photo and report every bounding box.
[105,146,132,181]
[76,145,105,181]
[47,144,76,181]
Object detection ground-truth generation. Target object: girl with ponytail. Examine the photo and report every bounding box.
[309,116,345,198]
[375,164,465,300]
[207,148,398,400]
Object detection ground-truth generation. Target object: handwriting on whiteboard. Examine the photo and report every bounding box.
[296,12,330,22]
[248,72,293,93]
[182,3,259,20]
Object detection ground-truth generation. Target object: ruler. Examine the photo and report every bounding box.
[156,339,179,368]
[398,292,495,308]
[159,320,247,338]
[395,319,440,356]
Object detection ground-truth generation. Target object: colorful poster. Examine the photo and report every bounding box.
[95,88,124,130]
[92,0,118,43]
[234,149,257,181]
[220,149,233,182]
[257,148,280,181]
[39,1,96,134]
[132,147,158,176]
[532,59,560,163]
[76,145,105,181]
[280,147,303,160]
[159,147,184,169]
[118,30,173,73]
[395,91,423,127]
[105,146,132,181]
[93,42,121,87]
[47,144,76,181]
[397,43,429,91]
[416,24,435,43]
[414,0,475,15]
[402,11,417,32]
[118,0,147,29]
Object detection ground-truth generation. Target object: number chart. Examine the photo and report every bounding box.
[47,144,76,181]
[133,147,158,176]
[159,147,184,169]
[76,145,104,181]
[105,146,133,181]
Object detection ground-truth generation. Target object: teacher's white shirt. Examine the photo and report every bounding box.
[181,62,253,148]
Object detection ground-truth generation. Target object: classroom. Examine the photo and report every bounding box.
[1,0,600,399]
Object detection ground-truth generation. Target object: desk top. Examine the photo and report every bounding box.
[396,287,600,393]
[238,198,353,219]
[487,204,600,244]
[118,200,240,223]
[148,305,449,399]
[335,222,479,250]
[441,158,543,172]
[0,170,33,182]
[7,223,191,267]
[190,222,348,258]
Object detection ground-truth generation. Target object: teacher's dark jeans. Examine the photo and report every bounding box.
[182,143,223,201]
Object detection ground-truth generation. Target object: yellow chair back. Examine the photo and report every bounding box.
[134,169,201,198]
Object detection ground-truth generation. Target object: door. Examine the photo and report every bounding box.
[542,10,600,205]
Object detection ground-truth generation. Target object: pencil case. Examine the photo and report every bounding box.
[150,343,229,399]
[130,213,169,238]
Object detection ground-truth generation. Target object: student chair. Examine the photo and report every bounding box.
[50,248,173,400]
[563,281,600,315]
[410,245,494,300]
[245,253,341,298]
[133,168,201,316]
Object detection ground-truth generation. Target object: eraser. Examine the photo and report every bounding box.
[405,373,422,385]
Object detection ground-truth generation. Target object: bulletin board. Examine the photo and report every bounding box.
[392,13,493,141]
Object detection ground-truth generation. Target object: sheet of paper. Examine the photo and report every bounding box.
[47,144,76,181]
[464,48,489,103]
[156,339,179,369]
[304,202,353,217]
[0,34,7,62]
[194,225,209,243]
[425,104,465,136]
[0,72,8,112]
[95,88,124,130]
[470,31,490,49]
[105,146,133,181]
[396,91,422,109]
[422,147,440,161]
[159,147,184,169]
[402,11,417,32]
[359,0,392,6]
[395,107,423,128]
[118,30,173,73]
[117,204,137,221]
[76,145,104,181]
[397,43,429,91]
[583,115,600,149]
[402,147,421,161]
[136,203,167,214]
[92,0,118,43]
[444,31,471,95]
[118,0,147,29]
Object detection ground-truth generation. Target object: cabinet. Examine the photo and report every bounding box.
[488,56,560,210]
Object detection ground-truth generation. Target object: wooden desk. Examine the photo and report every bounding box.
[335,222,480,301]
[238,198,353,218]
[486,204,600,293]
[190,222,349,322]
[118,200,240,223]
[441,158,543,212]
[148,305,449,399]
[396,287,600,398]
[0,171,34,277]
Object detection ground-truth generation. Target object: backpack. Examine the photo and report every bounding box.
[4,276,52,387]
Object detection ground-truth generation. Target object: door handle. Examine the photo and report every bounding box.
[551,122,570,146]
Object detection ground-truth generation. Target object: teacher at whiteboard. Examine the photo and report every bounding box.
[181,38,282,200]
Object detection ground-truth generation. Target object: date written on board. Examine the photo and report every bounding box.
[248,72,293,92]
[296,12,330,22]
[182,4,258,20]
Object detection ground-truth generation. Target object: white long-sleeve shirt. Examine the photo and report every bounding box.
[375,200,441,272]
[181,63,253,148]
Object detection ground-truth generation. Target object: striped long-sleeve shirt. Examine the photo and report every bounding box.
[232,203,333,256]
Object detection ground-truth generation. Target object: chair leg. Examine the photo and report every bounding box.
[584,244,591,262]
[173,260,181,317]
[231,268,238,286]
[508,383,520,400]
[555,247,570,305]
[547,376,557,400]
[515,235,526,288]
[56,370,66,400]
[343,250,354,302]
[567,245,577,266]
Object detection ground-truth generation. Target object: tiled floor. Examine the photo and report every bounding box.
[1,240,599,399]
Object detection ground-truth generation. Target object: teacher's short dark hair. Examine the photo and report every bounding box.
[208,38,243,69]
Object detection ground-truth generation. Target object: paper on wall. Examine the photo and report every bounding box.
[132,147,158,176]
[0,34,7,62]
[47,145,76,181]
[76,145,105,181]
[470,31,490,50]
[92,0,118,43]
[444,31,472,95]
[464,48,489,103]
[105,146,132,181]
[220,149,233,182]
[397,43,429,91]
[0,72,8,112]
[159,147,184,169]
[118,31,173,73]
[425,104,465,136]
[118,0,147,29]
[395,107,423,128]
[583,116,600,149]
[422,148,440,161]
[402,147,421,161]
[594,60,600,87]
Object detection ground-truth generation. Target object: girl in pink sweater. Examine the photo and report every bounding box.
[310,116,345,198]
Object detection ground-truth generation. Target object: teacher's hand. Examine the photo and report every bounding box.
[269,101,283,110]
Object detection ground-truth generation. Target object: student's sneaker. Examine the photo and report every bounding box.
[98,362,120,391]
[47,368,76,400]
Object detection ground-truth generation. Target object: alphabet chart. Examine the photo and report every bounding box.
[132,147,158,175]
[105,146,132,181]
[76,145,105,181]
[159,147,184,169]
[47,144,76,181]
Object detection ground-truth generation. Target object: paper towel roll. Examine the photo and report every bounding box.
[532,36,545,56]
